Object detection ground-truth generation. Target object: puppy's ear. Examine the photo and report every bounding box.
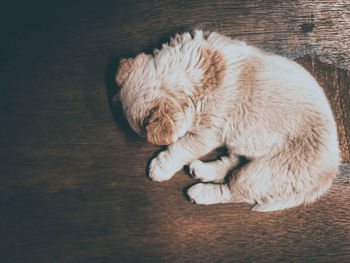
[116,53,150,86]
[199,47,226,91]
[144,100,177,145]
[116,58,134,86]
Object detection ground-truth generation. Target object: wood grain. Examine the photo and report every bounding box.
[1,1,349,262]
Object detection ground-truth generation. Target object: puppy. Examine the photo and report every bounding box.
[116,30,340,212]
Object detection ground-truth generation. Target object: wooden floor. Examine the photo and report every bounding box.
[1,1,349,262]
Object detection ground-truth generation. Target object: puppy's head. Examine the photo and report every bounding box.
[116,53,189,145]
[142,98,182,145]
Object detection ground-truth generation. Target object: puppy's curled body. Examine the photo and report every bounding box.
[116,30,340,212]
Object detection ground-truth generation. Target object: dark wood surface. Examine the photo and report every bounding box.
[1,1,349,262]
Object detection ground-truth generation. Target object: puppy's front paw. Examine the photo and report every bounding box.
[189,160,225,183]
[148,152,176,182]
[189,160,210,181]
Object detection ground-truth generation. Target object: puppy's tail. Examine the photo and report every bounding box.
[251,199,303,212]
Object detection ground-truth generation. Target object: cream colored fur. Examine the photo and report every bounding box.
[116,30,340,212]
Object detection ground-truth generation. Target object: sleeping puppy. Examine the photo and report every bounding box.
[115,30,340,212]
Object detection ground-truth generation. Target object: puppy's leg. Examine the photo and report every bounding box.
[149,131,221,181]
[189,155,240,183]
[225,152,337,212]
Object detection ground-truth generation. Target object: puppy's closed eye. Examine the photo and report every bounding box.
[143,99,177,145]
[140,106,158,134]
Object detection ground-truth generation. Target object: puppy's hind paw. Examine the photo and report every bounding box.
[187,183,233,205]
[187,183,215,205]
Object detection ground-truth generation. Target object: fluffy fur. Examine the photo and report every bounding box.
[116,30,340,212]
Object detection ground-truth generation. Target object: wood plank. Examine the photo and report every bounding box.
[1,1,349,262]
